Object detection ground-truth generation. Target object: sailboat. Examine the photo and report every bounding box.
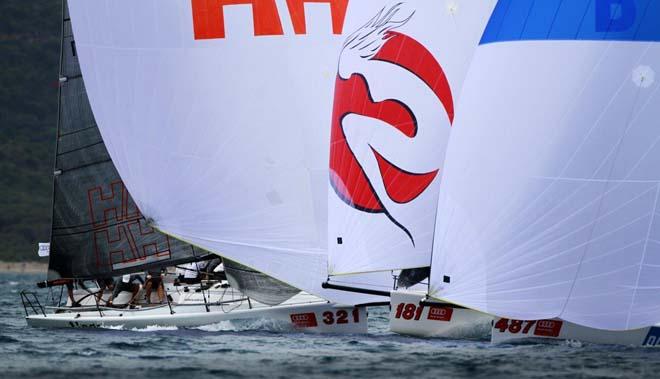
[22,0,368,333]
[426,0,660,346]
[318,0,499,337]
[45,0,415,328]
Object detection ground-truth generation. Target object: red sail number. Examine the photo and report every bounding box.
[494,318,563,338]
[321,308,361,325]
[394,303,424,321]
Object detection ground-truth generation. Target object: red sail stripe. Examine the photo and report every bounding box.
[330,73,415,211]
[373,31,454,124]
[371,147,439,204]
[330,31,452,213]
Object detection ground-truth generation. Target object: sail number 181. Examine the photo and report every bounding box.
[394,303,424,320]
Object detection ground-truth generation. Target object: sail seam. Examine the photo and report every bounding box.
[559,60,647,321]
[626,183,660,328]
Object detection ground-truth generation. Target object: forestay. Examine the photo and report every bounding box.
[430,0,660,330]
[327,1,497,275]
[49,0,207,281]
[67,0,404,303]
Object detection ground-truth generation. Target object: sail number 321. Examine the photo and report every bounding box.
[323,309,360,325]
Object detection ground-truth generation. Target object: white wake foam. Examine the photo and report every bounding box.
[100,324,125,330]
[130,325,179,332]
[194,318,294,333]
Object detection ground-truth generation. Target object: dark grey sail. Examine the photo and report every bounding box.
[397,267,430,289]
[223,259,300,306]
[47,0,205,280]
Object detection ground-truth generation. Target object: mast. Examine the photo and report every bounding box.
[45,0,66,269]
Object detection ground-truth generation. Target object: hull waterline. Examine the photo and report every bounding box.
[389,290,492,338]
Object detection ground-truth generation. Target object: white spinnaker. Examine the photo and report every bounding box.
[430,39,660,330]
[67,0,400,304]
[328,1,497,275]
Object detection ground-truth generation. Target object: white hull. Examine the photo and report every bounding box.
[25,284,367,334]
[491,317,660,347]
[389,290,660,346]
[389,290,492,338]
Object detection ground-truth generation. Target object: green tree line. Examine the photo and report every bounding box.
[0,1,60,261]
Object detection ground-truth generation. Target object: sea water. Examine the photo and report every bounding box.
[3,272,660,378]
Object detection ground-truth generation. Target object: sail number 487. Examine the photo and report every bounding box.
[493,318,563,337]
[494,319,537,334]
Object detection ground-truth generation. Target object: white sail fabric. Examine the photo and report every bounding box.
[67,0,401,304]
[327,1,497,275]
[430,0,660,330]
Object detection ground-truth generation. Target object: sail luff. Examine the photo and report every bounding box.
[46,0,67,274]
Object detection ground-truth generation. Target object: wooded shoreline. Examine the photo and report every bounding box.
[0,261,47,274]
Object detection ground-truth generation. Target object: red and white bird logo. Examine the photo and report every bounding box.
[329,3,454,245]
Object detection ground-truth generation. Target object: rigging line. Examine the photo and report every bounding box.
[487,79,660,262]
[190,246,210,312]
[329,280,393,289]
[461,42,655,261]
[627,184,660,328]
[224,266,259,274]
[433,204,455,296]
[339,77,372,245]
[573,0,593,39]
[51,218,147,237]
[477,180,658,272]
[494,0,514,41]
[632,0,654,40]
[62,73,82,80]
[463,237,651,294]
[52,215,145,231]
[456,65,659,282]
[58,124,98,137]
[458,169,657,289]
[528,176,660,183]
[56,158,112,173]
[48,0,68,257]
[448,40,627,262]
[519,0,536,39]
[560,68,647,320]
[544,0,565,39]
[488,68,632,251]
[57,140,104,156]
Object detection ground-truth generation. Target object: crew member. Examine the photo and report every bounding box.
[96,277,114,304]
[108,274,144,306]
[144,268,166,304]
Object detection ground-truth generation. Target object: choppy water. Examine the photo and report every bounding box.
[3,273,660,378]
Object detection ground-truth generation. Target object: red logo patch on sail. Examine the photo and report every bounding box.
[329,5,453,244]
